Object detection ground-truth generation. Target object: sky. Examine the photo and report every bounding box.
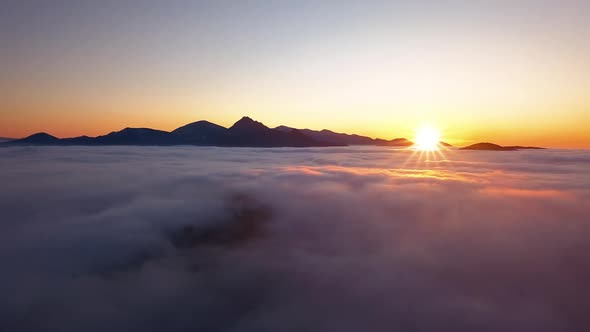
[1,0,589,147]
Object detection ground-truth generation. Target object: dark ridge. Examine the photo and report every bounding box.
[9,132,59,144]
[300,128,375,145]
[61,135,95,145]
[276,126,414,146]
[1,117,344,147]
[93,128,183,146]
[226,117,333,147]
[274,125,293,133]
[172,120,228,145]
[460,142,518,151]
[385,138,415,147]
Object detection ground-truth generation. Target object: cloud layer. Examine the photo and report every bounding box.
[1,146,589,331]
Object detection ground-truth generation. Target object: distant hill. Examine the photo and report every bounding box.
[460,142,543,151]
[93,128,182,145]
[172,120,227,145]
[11,132,60,145]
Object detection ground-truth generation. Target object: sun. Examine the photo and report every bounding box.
[414,125,441,151]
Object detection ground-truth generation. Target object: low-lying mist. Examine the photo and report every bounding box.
[0,146,589,331]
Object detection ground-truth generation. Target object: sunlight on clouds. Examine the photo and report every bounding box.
[480,187,574,199]
[280,165,469,182]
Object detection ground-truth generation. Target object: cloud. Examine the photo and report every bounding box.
[0,146,589,331]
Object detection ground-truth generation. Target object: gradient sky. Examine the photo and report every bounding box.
[1,0,589,147]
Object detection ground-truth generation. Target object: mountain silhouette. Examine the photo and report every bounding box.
[226,117,329,147]
[230,116,269,134]
[461,142,533,151]
[275,126,413,146]
[4,117,340,147]
[172,121,227,145]
[3,117,540,149]
[93,128,182,145]
[461,142,544,151]
[61,135,95,145]
[12,132,60,144]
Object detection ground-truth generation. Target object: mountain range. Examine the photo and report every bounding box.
[460,142,544,151]
[3,116,416,148]
[2,116,544,150]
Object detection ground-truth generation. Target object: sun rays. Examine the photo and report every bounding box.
[414,125,441,151]
[400,124,453,170]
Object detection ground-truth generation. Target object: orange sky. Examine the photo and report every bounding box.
[2,1,589,148]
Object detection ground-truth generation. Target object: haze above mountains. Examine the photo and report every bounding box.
[2,116,541,150]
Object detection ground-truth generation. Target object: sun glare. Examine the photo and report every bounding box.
[415,125,441,151]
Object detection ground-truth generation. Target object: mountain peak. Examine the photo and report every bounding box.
[274,125,294,132]
[25,132,59,141]
[7,132,59,144]
[172,120,226,133]
[172,120,228,144]
[230,116,268,132]
[32,132,56,137]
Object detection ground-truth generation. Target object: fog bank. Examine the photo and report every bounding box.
[1,146,589,331]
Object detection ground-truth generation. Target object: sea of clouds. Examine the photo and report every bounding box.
[0,145,589,331]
